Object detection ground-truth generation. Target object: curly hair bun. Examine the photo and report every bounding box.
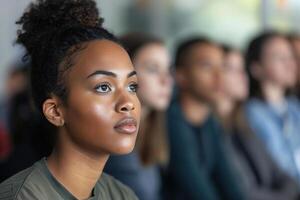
[16,0,104,55]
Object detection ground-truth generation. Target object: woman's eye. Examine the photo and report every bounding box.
[95,83,112,93]
[128,83,139,93]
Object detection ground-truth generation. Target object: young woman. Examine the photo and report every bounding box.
[216,45,300,200]
[105,33,173,200]
[245,32,300,184]
[0,0,141,199]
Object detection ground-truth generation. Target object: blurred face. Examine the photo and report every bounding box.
[222,51,248,101]
[259,37,297,89]
[5,71,27,98]
[133,43,173,111]
[290,38,300,83]
[59,40,141,155]
[177,43,223,104]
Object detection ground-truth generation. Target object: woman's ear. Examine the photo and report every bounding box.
[43,96,65,127]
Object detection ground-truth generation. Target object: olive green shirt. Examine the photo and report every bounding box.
[0,158,138,200]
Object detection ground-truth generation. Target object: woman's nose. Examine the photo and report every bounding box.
[115,92,135,113]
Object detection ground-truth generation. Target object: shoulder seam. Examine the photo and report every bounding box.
[13,165,37,199]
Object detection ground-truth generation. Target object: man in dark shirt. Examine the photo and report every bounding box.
[163,37,245,200]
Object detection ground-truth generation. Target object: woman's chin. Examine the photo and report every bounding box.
[110,144,136,155]
[152,101,169,111]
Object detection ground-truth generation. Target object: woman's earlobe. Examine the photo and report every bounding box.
[42,98,65,127]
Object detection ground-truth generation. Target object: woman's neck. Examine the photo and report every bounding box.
[180,93,210,126]
[261,81,285,106]
[47,129,109,200]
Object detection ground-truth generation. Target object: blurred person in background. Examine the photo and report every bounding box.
[105,33,173,200]
[0,81,56,182]
[163,37,244,200]
[245,31,300,184]
[0,62,30,180]
[288,33,300,68]
[216,45,300,200]
[0,63,28,130]
[288,33,300,98]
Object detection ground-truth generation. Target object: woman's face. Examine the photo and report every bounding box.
[133,43,173,111]
[60,40,141,155]
[222,51,248,101]
[259,37,297,89]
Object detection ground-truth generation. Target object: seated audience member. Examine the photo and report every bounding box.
[0,63,28,130]
[245,32,300,183]
[216,45,300,200]
[0,88,55,182]
[0,0,141,199]
[163,37,244,200]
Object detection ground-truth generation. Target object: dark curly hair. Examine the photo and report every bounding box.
[16,0,118,113]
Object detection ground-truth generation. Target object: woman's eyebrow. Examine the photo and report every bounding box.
[86,70,117,78]
[127,71,137,78]
[86,70,137,79]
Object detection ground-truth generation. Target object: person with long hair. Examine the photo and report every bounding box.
[0,0,141,199]
[245,31,300,183]
[216,45,300,200]
[105,33,173,200]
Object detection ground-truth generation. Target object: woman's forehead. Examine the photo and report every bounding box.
[71,40,134,76]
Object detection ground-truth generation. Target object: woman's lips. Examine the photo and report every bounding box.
[114,117,137,134]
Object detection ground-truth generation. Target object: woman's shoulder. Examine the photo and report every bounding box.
[245,98,267,111]
[245,98,271,121]
[0,164,37,200]
[96,173,138,199]
[0,158,60,200]
[287,96,300,110]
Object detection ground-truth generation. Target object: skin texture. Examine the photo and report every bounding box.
[133,43,173,111]
[61,40,140,155]
[43,39,141,199]
[176,43,223,125]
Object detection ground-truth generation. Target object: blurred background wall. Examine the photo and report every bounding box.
[0,0,300,98]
